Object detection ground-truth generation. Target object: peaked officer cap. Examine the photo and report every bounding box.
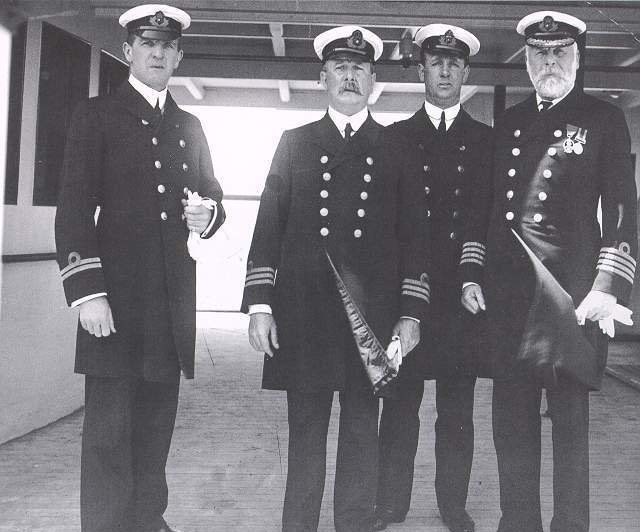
[517,11,586,47]
[313,25,384,62]
[119,4,190,41]
[414,23,480,58]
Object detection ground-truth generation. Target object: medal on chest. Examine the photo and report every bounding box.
[563,123,587,155]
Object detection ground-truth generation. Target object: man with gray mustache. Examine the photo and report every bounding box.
[463,10,637,532]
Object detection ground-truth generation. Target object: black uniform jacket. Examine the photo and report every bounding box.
[241,113,429,392]
[385,107,493,380]
[475,89,637,380]
[55,82,225,383]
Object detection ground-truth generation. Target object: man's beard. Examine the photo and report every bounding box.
[532,71,575,99]
[527,57,578,100]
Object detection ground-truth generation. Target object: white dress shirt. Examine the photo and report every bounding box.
[128,74,168,110]
[424,100,461,131]
[328,105,369,138]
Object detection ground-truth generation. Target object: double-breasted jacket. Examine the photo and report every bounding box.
[478,89,637,379]
[55,82,225,383]
[386,107,493,379]
[241,113,429,392]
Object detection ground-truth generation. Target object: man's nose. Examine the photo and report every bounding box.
[441,64,451,76]
[152,44,165,58]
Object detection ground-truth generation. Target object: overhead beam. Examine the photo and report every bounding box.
[171,77,205,100]
[269,22,290,103]
[178,54,640,91]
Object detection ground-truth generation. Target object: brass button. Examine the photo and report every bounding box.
[458,165,464,173]
[320,208,328,217]
[554,129,563,138]
[320,155,329,164]
[323,172,331,181]
[506,190,514,200]
[363,173,372,183]
[539,191,548,201]
[179,139,186,148]
[141,119,149,125]
[183,187,190,195]
[320,227,329,237]
[449,232,457,240]
[508,168,516,177]
[454,188,461,196]
[157,184,166,193]
[320,190,329,198]
[452,210,460,219]
[160,211,168,221]
[354,229,362,238]
[357,209,365,217]
[505,211,514,221]
[154,160,162,169]
[424,186,431,195]
[459,144,466,151]
[543,169,552,178]
[182,163,189,172]
[152,137,158,146]
[512,147,521,156]
[426,209,431,218]
[548,147,557,156]
[424,164,430,172]
[514,129,521,138]
[360,191,368,200]
[533,213,543,223]
[366,156,374,165]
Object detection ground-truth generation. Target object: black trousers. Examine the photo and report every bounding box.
[492,375,589,532]
[81,375,180,532]
[376,375,476,518]
[282,381,379,532]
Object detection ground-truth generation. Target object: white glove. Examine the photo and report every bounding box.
[186,190,216,261]
[386,335,403,372]
[577,304,633,338]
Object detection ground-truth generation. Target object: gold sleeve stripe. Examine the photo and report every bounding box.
[401,288,430,303]
[61,262,102,281]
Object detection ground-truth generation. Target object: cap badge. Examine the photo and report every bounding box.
[539,16,558,33]
[346,30,366,50]
[439,29,457,46]
[150,11,169,28]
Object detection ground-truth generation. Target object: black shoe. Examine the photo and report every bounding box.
[441,509,475,532]
[371,509,406,531]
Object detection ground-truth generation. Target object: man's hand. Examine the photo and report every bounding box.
[461,284,486,314]
[248,313,279,358]
[575,290,617,324]
[181,199,212,233]
[392,317,420,357]
[79,296,116,338]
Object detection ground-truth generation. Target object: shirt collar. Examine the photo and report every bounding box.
[535,88,572,111]
[423,100,461,123]
[128,74,168,110]
[327,106,369,137]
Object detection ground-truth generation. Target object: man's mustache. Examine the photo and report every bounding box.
[340,81,362,94]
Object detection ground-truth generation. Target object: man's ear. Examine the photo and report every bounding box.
[417,63,425,82]
[122,41,132,63]
[462,63,470,84]
[319,69,327,90]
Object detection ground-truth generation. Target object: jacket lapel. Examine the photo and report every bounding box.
[325,112,382,170]
[114,81,162,127]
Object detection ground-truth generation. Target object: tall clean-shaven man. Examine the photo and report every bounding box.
[55,5,225,531]
[374,24,492,532]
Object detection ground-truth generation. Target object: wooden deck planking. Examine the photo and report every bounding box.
[0,328,639,531]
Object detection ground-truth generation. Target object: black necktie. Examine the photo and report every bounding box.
[437,110,447,136]
[154,99,162,120]
[539,100,553,112]
[344,122,353,143]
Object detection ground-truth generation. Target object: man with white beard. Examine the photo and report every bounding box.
[461,10,637,532]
